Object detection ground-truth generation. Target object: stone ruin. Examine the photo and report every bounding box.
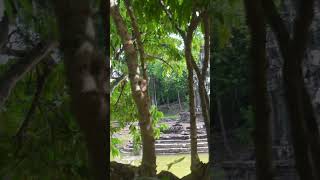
[215,0,320,179]
[121,113,208,155]
[179,111,203,122]
[216,144,298,180]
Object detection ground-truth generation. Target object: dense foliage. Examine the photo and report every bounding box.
[3,0,315,179]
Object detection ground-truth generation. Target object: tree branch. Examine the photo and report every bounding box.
[111,73,127,93]
[114,81,127,110]
[145,54,175,71]
[202,12,210,77]
[186,11,204,81]
[14,58,56,152]
[186,11,204,41]
[113,44,124,61]
[0,41,58,109]
[159,0,186,39]
[190,55,202,80]
[110,2,139,83]
[124,0,148,79]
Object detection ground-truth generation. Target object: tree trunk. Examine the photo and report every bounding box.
[110,2,156,176]
[217,97,233,157]
[53,1,108,179]
[154,77,158,107]
[244,0,274,179]
[178,91,182,112]
[302,84,320,178]
[262,0,320,178]
[284,7,320,174]
[185,49,200,171]
[197,77,210,144]
[283,58,317,179]
[182,13,205,171]
[159,1,207,174]
[209,17,215,180]
[188,13,211,161]
[167,94,170,108]
[190,15,211,174]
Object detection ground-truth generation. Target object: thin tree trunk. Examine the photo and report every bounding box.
[187,13,211,154]
[110,2,156,176]
[183,13,204,172]
[193,15,211,173]
[53,1,108,179]
[111,74,127,93]
[244,0,274,179]
[197,77,210,144]
[217,97,233,157]
[185,50,200,171]
[209,16,215,180]
[154,77,157,107]
[159,1,207,173]
[178,91,182,112]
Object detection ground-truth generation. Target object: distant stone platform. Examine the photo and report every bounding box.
[121,117,208,155]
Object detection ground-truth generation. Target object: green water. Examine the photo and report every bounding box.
[111,153,208,178]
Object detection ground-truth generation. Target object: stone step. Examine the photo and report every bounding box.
[156,150,208,155]
[120,149,208,155]
[155,147,208,154]
[121,146,208,154]
[127,142,208,149]
[160,134,189,140]
[155,139,208,144]
[155,142,208,148]
[160,134,207,140]
[167,131,207,135]
[125,138,208,147]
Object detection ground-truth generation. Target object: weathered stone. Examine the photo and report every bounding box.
[179,112,203,122]
[122,119,208,155]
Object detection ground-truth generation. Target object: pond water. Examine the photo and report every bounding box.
[111,153,208,178]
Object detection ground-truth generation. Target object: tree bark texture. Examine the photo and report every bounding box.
[185,48,200,171]
[183,12,205,172]
[110,1,156,176]
[244,0,274,179]
[54,1,108,179]
[262,0,320,179]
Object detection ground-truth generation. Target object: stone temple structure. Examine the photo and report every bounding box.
[121,112,208,155]
[218,1,320,179]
